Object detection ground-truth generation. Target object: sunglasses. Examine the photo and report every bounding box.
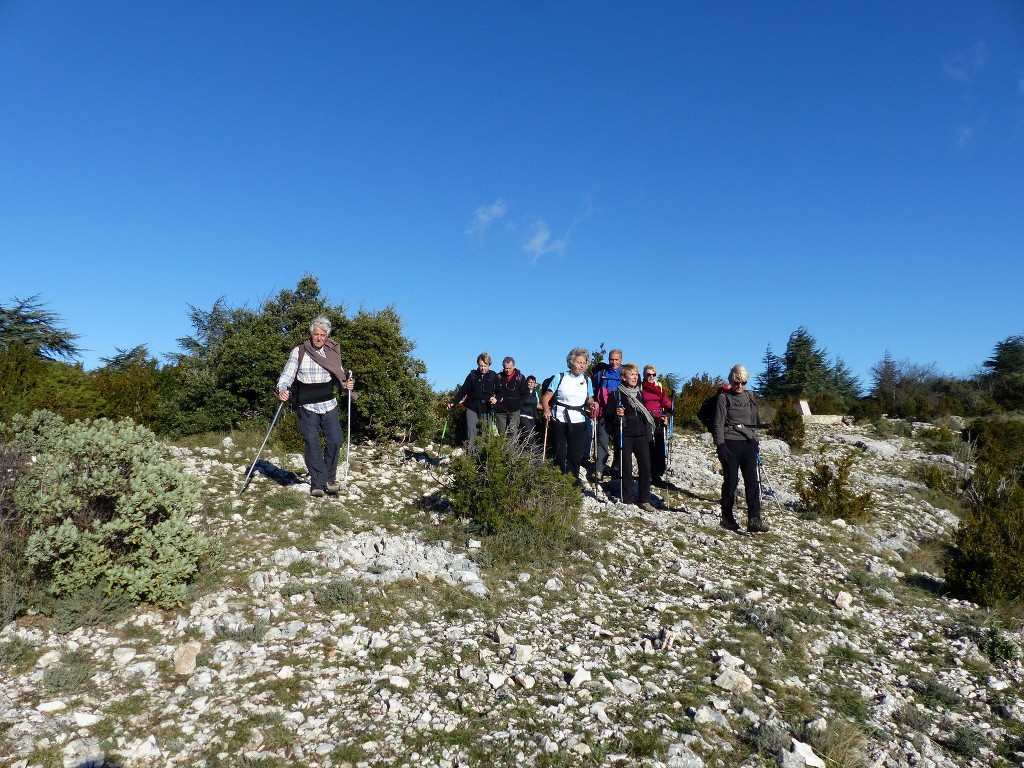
[645,373,658,378]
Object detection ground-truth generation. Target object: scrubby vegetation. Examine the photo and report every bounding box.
[945,416,1024,607]
[795,451,874,524]
[1,410,209,624]
[444,432,582,539]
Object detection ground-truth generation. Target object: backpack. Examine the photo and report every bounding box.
[698,388,758,433]
[696,391,721,433]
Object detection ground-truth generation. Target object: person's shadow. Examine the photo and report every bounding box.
[239,459,303,495]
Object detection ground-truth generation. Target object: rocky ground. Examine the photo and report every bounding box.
[2,422,1023,768]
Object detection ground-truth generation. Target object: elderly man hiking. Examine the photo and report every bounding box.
[277,316,355,497]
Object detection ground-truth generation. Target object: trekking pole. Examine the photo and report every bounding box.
[239,401,286,495]
[757,451,785,515]
[342,371,353,481]
[618,414,624,504]
[440,411,450,442]
[542,419,549,460]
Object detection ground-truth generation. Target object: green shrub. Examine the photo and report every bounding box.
[51,580,135,633]
[675,373,726,431]
[795,452,873,523]
[769,398,805,450]
[312,578,362,609]
[42,650,94,693]
[4,410,209,611]
[945,465,1024,607]
[445,433,582,537]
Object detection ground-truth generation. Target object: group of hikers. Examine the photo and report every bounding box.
[445,347,768,534]
[275,320,767,535]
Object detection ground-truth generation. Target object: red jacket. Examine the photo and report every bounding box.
[641,380,673,422]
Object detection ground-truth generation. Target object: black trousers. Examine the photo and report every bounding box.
[620,431,651,504]
[721,439,761,521]
[651,424,667,480]
[550,419,588,480]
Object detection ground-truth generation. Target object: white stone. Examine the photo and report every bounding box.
[488,672,508,689]
[512,644,534,663]
[569,668,592,688]
[112,647,137,665]
[714,669,753,694]
[791,738,826,768]
[38,700,67,713]
[835,591,854,610]
[73,712,101,727]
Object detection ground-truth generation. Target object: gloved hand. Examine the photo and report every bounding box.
[716,444,730,464]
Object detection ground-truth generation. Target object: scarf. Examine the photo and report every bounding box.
[618,383,656,428]
[302,338,349,384]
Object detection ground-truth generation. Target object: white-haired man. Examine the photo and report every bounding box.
[277,316,355,497]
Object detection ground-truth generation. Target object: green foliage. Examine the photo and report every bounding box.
[757,327,860,412]
[339,306,438,442]
[0,294,82,361]
[91,345,163,429]
[42,650,94,693]
[795,452,873,523]
[983,334,1024,411]
[162,275,438,443]
[675,373,725,430]
[769,398,805,449]
[312,578,362,609]
[5,410,209,612]
[944,416,1024,607]
[51,580,136,634]
[445,433,582,537]
[945,465,1024,607]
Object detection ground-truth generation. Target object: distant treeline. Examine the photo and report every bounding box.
[1,279,1022,440]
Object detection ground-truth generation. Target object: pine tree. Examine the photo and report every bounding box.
[0,295,81,361]
[756,344,785,398]
[781,326,831,399]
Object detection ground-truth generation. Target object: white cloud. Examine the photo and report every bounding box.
[522,220,566,261]
[465,199,507,240]
[942,41,986,83]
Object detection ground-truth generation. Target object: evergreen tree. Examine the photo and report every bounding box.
[829,356,861,404]
[92,346,162,428]
[870,351,899,412]
[983,334,1024,411]
[0,295,81,361]
[756,344,785,399]
[781,326,831,399]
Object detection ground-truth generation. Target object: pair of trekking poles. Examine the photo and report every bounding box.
[238,371,354,496]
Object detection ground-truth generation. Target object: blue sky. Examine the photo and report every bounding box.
[2,1,1022,393]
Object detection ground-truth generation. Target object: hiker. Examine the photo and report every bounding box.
[276,316,355,497]
[493,356,529,436]
[541,347,597,483]
[712,364,768,533]
[607,363,656,510]
[641,364,674,488]
[592,349,623,480]
[447,352,499,452]
[519,375,540,443]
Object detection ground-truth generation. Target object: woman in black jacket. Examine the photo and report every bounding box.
[447,352,498,452]
[606,363,657,511]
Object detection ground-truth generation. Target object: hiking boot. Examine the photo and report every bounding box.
[325,481,342,495]
[310,488,326,498]
[719,515,740,531]
[638,502,658,514]
[747,519,770,534]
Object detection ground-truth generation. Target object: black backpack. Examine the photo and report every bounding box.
[698,389,758,433]
[697,391,722,433]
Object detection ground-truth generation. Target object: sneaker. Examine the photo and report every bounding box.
[747,520,770,534]
[310,488,326,498]
[325,481,342,495]
[719,516,741,531]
